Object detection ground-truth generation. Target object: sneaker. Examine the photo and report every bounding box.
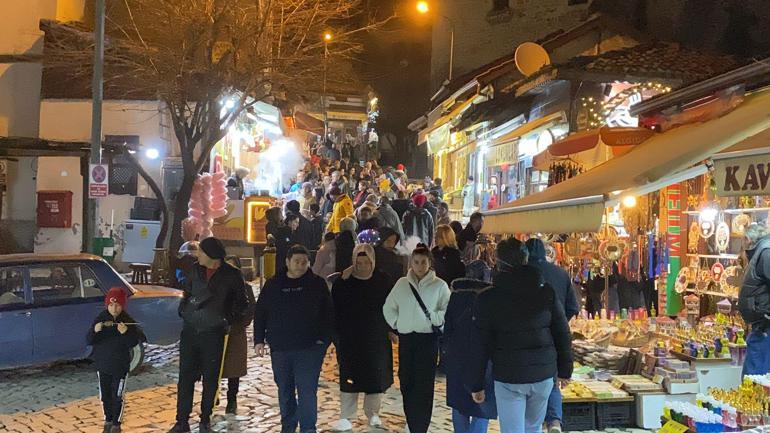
[225,399,237,415]
[109,425,121,433]
[102,423,113,433]
[199,420,212,433]
[368,415,383,428]
[167,422,191,433]
[547,422,563,433]
[331,419,353,431]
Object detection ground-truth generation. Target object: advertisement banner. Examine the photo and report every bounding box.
[664,184,683,316]
[714,151,770,196]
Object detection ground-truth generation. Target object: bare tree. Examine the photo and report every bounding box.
[44,0,387,261]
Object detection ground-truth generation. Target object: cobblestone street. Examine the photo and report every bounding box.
[0,336,466,433]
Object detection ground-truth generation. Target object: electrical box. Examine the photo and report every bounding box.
[37,191,74,228]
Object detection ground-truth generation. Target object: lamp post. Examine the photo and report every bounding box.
[417,1,455,81]
[322,32,332,144]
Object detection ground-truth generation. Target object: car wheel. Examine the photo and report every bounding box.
[129,343,145,374]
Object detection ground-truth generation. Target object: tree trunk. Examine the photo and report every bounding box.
[169,173,195,261]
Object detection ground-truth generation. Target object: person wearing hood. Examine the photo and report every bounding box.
[375,226,407,289]
[253,245,333,433]
[312,232,337,281]
[378,196,405,240]
[383,246,451,433]
[331,244,394,431]
[525,238,579,433]
[327,186,355,234]
[739,223,770,375]
[432,225,466,287]
[402,194,435,247]
[169,238,250,433]
[469,238,572,433]
[444,263,496,433]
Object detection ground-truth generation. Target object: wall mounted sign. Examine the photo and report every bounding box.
[714,152,770,196]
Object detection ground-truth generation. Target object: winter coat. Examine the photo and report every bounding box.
[424,201,438,224]
[391,199,411,221]
[327,195,355,233]
[253,268,333,352]
[444,278,497,419]
[432,246,466,287]
[402,206,434,247]
[457,226,479,254]
[332,271,393,393]
[86,310,144,377]
[470,265,572,390]
[312,240,337,280]
[378,204,405,240]
[267,223,293,269]
[335,231,356,273]
[357,216,381,233]
[375,247,407,290]
[223,280,257,378]
[292,213,317,252]
[740,237,770,329]
[527,240,580,319]
[383,270,451,335]
[177,263,249,334]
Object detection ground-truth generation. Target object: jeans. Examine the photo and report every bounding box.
[399,333,439,433]
[545,375,562,424]
[743,331,770,376]
[271,344,328,433]
[495,378,554,433]
[452,408,490,433]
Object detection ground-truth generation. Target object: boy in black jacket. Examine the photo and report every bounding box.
[86,287,143,433]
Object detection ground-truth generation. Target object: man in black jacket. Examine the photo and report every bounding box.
[469,238,572,433]
[254,245,333,433]
[457,212,484,254]
[286,200,318,251]
[168,238,249,433]
[526,238,579,433]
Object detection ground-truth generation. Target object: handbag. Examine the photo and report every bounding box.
[409,283,443,336]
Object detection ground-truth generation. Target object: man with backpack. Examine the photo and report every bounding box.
[739,223,770,375]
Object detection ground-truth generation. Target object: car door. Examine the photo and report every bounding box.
[0,266,33,369]
[30,262,106,363]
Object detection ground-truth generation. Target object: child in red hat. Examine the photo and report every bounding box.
[86,287,144,433]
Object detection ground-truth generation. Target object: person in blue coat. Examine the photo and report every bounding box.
[443,264,497,433]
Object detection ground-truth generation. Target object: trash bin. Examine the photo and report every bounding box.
[92,237,116,264]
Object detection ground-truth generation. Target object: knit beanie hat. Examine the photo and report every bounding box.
[412,193,427,208]
[200,237,227,260]
[105,287,127,308]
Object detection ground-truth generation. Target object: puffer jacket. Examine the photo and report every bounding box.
[470,265,572,389]
[327,195,354,233]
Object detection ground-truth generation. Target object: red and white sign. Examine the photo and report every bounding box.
[89,164,109,198]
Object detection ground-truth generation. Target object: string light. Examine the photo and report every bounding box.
[580,82,672,130]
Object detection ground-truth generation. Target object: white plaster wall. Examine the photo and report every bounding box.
[4,157,37,221]
[34,157,83,254]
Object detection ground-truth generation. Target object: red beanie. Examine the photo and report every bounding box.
[412,193,427,208]
[105,287,127,308]
[396,163,405,171]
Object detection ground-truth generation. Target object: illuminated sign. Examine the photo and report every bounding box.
[245,197,273,245]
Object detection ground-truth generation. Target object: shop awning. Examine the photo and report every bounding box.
[492,111,565,146]
[293,111,325,135]
[481,88,770,234]
[419,98,476,147]
[547,127,655,156]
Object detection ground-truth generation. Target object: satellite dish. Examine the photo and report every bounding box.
[515,42,551,76]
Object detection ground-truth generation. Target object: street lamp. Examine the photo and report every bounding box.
[416,1,455,81]
[322,32,332,143]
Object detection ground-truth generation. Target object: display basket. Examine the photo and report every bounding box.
[596,399,636,429]
[563,401,596,431]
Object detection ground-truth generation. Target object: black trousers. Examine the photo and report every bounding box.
[98,372,128,425]
[398,333,438,433]
[176,327,225,423]
[228,377,240,400]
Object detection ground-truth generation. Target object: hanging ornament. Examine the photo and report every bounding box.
[688,222,700,252]
[687,195,701,210]
[699,220,715,239]
[599,240,623,262]
[545,243,557,263]
[711,262,725,281]
[732,213,751,236]
[715,222,730,252]
[675,267,690,294]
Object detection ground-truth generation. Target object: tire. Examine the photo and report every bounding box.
[128,343,145,374]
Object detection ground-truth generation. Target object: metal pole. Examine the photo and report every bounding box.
[448,26,454,82]
[322,43,328,144]
[87,0,105,254]
[91,0,105,164]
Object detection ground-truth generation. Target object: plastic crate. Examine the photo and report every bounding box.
[562,401,596,431]
[596,400,636,429]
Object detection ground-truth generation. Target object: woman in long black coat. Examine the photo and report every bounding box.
[331,243,393,430]
[432,225,466,287]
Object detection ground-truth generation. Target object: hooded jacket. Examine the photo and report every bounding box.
[739,236,770,329]
[471,265,572,389]
[402,205,434,247]
[526,239,580,319]
[327,194,354,233]
[378,204,405,240]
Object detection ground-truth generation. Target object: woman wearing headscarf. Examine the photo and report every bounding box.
[330,244,393,431]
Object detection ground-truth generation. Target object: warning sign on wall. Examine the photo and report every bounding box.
[89,164,109,198]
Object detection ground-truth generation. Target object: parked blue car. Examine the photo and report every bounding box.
[0,253,183,372]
